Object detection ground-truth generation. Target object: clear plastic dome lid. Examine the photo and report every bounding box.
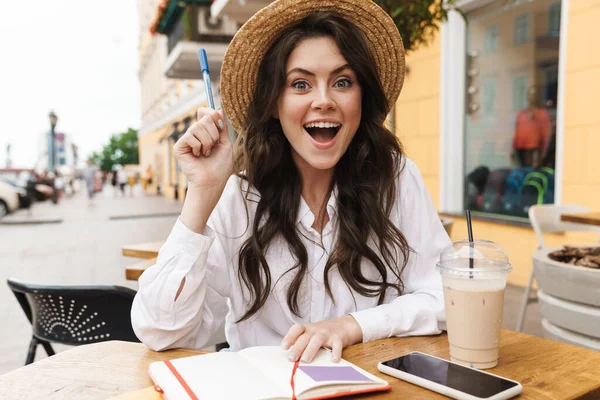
[437,240,511,274]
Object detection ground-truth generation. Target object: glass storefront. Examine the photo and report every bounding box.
[463,0,561,218]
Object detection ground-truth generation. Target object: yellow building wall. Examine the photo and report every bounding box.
[395,37,442,207]
[394,2,600,287]
[562,0,600,206]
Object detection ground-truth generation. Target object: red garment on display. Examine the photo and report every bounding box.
[512,108,551,151]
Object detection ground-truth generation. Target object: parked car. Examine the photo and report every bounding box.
[0,168,52,201]
[0,177,32,209]
[0,180,20,219]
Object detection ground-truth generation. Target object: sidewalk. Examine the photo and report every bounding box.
[0,184,183,374]
[2,182,183,224]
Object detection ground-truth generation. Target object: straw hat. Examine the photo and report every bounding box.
[220,0,405,134]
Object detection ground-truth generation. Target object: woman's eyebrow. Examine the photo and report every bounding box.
[286,64,352,77]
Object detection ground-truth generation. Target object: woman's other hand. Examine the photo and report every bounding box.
[281,315,363,363]
[173,108,233,191]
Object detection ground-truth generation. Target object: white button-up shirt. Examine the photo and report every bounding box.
[131,158,450,351]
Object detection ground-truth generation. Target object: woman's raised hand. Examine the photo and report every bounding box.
[173,108,233,190]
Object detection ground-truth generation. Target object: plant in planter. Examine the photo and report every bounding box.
[548,246,600,269]
[374,0,457,54]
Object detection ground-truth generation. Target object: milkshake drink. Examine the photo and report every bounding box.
[438,240,512,369]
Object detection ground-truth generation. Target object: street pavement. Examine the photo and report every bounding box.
[0,183,182,374]
[0,181,543,375]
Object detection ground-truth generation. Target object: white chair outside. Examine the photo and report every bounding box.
[517,204,600,332]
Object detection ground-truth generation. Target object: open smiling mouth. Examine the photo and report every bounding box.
[303,122,342,144]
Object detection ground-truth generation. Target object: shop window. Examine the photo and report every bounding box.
[462,0,560,219]
[513,14,530,46]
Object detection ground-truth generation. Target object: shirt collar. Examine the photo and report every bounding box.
[296,186,338,232]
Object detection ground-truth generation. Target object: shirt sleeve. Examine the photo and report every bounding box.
[131,178,241,351]
[351,158,450,342]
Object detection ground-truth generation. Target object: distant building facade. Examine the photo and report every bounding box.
[136,0,257,200]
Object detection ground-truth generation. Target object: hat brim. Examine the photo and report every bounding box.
[220,0,405,134]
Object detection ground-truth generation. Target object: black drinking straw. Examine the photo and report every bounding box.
[466,210,474,277]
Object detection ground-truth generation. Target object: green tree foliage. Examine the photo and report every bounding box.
[91,128,139,172]
[374,0,456,54]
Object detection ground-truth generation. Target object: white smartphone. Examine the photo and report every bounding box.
[377,352,522,400]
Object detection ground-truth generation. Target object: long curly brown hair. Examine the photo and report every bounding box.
[233,11,411,322]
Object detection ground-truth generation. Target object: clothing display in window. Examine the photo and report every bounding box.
[512,107,551,167]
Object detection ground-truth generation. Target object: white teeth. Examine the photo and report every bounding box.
[303,122,341,129]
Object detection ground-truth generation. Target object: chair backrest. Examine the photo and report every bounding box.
[7,278,140,345]
[528,204,600,250]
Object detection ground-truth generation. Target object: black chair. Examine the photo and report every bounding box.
[7,278,140,365]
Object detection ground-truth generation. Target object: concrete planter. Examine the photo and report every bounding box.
[541,319,600,351]
[538,291,600,338]
[533,248,600,306]
[533,248,600,351]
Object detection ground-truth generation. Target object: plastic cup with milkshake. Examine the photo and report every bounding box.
[437,230,512,369]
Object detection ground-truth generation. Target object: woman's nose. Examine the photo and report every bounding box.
[312,88,336,111]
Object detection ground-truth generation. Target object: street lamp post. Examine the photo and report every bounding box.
[48,111,58,171]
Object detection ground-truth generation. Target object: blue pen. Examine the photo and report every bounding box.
[198,49,215,109]
[198,48,221,147]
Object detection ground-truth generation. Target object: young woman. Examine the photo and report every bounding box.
[132,0,450,364]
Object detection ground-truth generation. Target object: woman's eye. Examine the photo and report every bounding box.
[292,81,309,91]
[334,78,353,89]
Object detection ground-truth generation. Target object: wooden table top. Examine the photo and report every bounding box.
[561,212,600,227]
[1,330,599,399]
[125,257,156,281]
[121,241,163,259]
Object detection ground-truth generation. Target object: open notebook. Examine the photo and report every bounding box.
[149,346,391,399]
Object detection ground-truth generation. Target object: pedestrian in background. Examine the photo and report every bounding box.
[143,164,153,193]
[117,167,127,197]
[84,160,96,206]
[127,171,136,197]
[53,170,65,201]
[110,170,118,197]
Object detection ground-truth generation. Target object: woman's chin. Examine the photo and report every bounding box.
[291,146,344,172]
[304,154,341,171]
